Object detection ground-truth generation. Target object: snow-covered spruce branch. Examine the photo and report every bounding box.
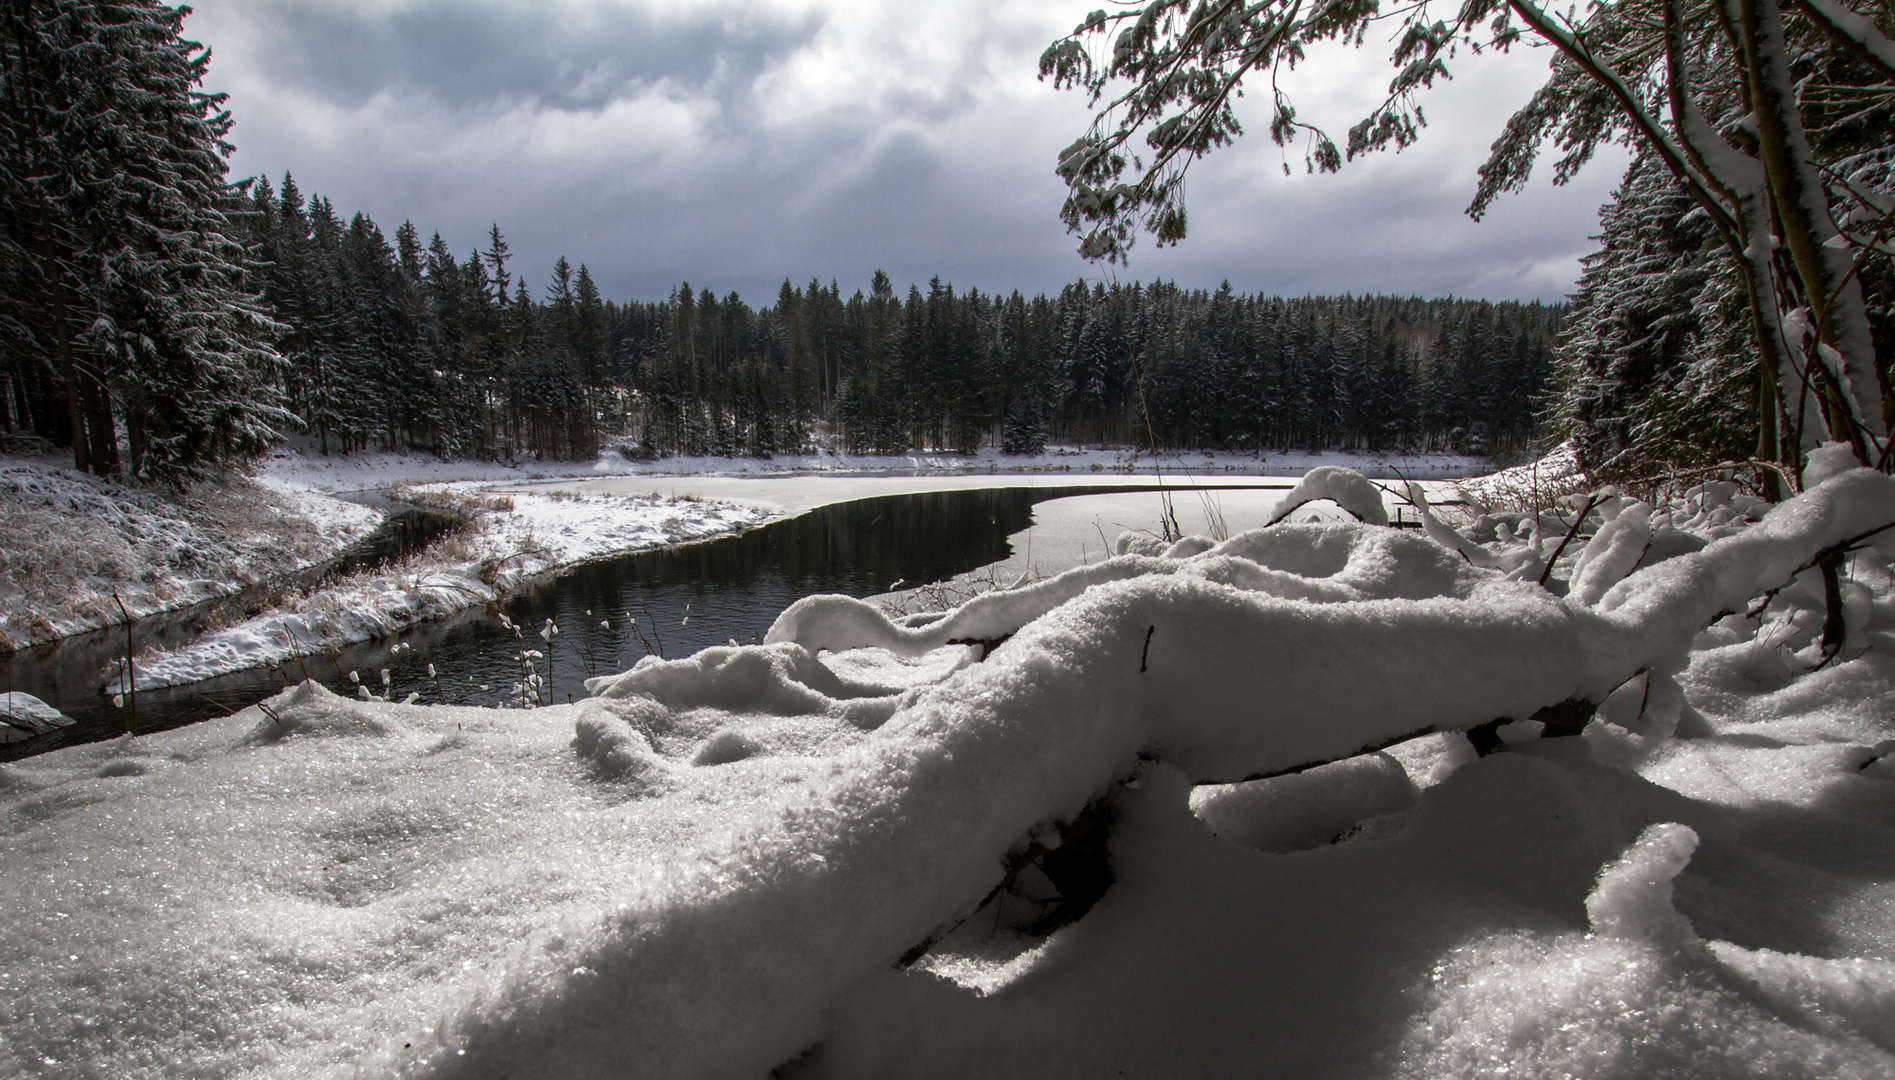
[1048,0,1893,483]
[1506,0,1740,242]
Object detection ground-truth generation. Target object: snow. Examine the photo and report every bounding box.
[113,488,772,692]
[1800,0,1895,84]
[867,484,1459,613]
[3,439,1490,686]
[0,692,71,743]
[1453,440,1586,508]
[0,457,379,650]
[3,465,1894,1077]
[255,437,1492,489]
[1265,464,1391,526]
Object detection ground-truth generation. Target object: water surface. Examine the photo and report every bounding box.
[6,485,1220,758]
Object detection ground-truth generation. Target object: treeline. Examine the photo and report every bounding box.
[1,1,289,481]
[242,175,618,461]
[1542,2,1893,488]
[227,178,1566,462]
[1,4,1562,480]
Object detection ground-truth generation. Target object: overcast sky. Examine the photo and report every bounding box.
[182,0,1631,306]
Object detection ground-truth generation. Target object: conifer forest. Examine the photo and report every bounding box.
[223,178,1566,464]
[3,0,1888,487]
[12,167,1567,471]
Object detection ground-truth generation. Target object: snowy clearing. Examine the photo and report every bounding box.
[255,437,1493,491]
[3,464,1892,1078]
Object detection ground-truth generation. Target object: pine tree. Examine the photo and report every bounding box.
[574,264,608,390]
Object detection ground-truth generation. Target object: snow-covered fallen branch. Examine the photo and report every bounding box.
[4,466,1893,1078]
[415,467,1895,1075]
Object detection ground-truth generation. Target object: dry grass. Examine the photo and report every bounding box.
[387,483,514,513]
[877,563,1041,618]
[0,462,366,645]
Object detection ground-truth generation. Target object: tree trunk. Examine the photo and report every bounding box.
[1739,0,1887,459]
[78,360,118,475]
[55,343,90,474]
[1663,0,1803,494]
[126,388,146,477]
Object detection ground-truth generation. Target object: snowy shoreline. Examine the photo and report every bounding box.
[105,485,775,694]
[0,456,382,652]
[5,441,1500,685]
[2,461,1892,1077]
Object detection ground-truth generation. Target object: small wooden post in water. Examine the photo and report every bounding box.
[112,592,135,736]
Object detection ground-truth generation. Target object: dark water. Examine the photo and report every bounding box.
[4,486,1158,759]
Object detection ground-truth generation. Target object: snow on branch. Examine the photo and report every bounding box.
[428,467,1895,1075]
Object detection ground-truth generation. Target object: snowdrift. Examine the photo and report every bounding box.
[2,468,1894,1078]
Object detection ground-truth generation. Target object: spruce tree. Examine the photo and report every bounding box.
[1,0,291,478]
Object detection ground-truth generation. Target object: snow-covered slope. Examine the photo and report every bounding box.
[111,487,772,692]
[2,467,1892,1078]
[0,458,379,650]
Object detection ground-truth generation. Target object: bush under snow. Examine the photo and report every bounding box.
[1,466,1893,1078]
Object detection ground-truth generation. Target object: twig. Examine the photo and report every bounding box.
[1538,492,1604,587]
[1744,589,1779,620]
[639,599,665,659]
[111,592,135,737]
[1787,521,1895,579]
[191,690,237,717]
[279,624,310,685]
[1140,625,1155,672]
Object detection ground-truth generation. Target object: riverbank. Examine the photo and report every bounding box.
[107,485,772,694]
[0,455,381,652]
[2,466,1890,1077]
[260,439,1500,489]
[4,440,1500,654]
[2,441,1507,729]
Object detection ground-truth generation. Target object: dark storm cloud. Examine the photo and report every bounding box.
[200,0,820,116]
[183,1,1626,307]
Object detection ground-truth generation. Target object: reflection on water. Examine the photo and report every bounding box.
[4,487,1128,759]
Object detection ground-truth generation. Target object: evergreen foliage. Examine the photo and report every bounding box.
[0,3,1565,472]
[220,180,1565,463]
[1042,0,1895,490]
[0,0,291,480]
[1547,151,1759,482]
[1546,9,1894,487]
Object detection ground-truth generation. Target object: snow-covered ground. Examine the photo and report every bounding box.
[0,455,380,651]
[256,437,1493,490]
[110,486,773,693]
[603,444,1493,480]
[6,439,1491,692]
[4,460,1892,1078]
